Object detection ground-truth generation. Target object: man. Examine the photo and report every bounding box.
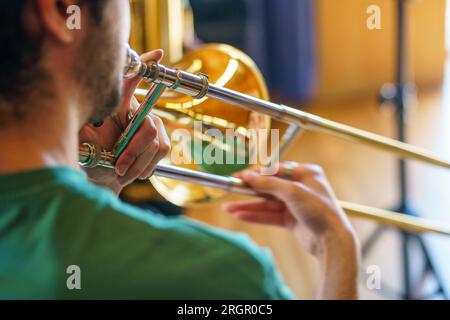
[0,0,359,299]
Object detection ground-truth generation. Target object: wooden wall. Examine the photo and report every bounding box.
[313,0,446,101]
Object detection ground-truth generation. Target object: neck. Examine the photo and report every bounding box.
[0,99,82,174]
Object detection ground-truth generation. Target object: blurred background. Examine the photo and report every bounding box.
[127,0,450,299]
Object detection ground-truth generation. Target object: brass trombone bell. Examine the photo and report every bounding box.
[79,44,450,236]
[129,44,275,205]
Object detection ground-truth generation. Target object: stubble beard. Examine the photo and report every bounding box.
[76,19,124,125]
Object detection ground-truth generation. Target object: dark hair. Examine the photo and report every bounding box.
[0,1,36,103]
[0,0,106,114]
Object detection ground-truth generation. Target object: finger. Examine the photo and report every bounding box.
[135,142,160,182]
[276,162,327,182]
[223,199,285,213]
[120,78,143,117]
[118,49,164,118]
[236,163,328,195]
[118,115,170,183]
[276,162,332,195]
[236,162,322,181]
[115,96,140,128]
[118,142,159,186]
[129,96,140,115]
[78,125,95,143]
[138,166,156,181]
[238,170,311,204]
[115,116,158,176]
[229,210,287,227]
[124,50,163,87]
[138,115,171,180]
[141,49,164,64]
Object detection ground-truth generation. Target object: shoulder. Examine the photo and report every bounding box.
[59,178,261,257]
[57,179,294,299]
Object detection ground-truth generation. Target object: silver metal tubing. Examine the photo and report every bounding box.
[79,143,115,169]
[153,164,450,236]
[113,83,166,157]
[79,142,450,236]
[133,59,450,169]
[77,47,450,236]
[205,83,450,169]
[155,164,257,196]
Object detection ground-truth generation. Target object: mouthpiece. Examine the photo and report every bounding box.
[123,44,143,79]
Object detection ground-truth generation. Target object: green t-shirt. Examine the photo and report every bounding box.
[0,167,294,299]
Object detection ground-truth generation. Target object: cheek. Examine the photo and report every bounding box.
[109,1,131,76]
[113,0,131,43]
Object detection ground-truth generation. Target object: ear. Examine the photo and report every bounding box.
[34,0,79,44]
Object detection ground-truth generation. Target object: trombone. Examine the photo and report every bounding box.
[79,46,450,236]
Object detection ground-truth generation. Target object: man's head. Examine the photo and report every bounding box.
[0,0,131,126]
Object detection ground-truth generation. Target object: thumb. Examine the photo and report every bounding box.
[118,49,165,119]
[141,49,164,64]
[123,49,164,95]
[124,49,164,91]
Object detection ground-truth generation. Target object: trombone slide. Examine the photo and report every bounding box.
[154,163,450,237]
[78,144,450,236]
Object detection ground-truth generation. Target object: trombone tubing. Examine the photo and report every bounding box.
[78,144,450,236]
[134,63,450,169]
[154,163,450,236]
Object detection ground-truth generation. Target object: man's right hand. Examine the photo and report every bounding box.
[223,162,360,300]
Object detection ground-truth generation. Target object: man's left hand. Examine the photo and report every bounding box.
[79,50,170,194]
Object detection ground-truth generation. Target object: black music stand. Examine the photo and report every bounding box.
[362,0,448,300]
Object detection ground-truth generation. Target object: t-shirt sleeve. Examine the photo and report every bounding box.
[253,247,296,300]
[204,228,296,300]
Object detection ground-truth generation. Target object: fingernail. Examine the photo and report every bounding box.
[242,171,258,179]
[117,177,128,186]
[116,164,128,177]
[232,172,242,178]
